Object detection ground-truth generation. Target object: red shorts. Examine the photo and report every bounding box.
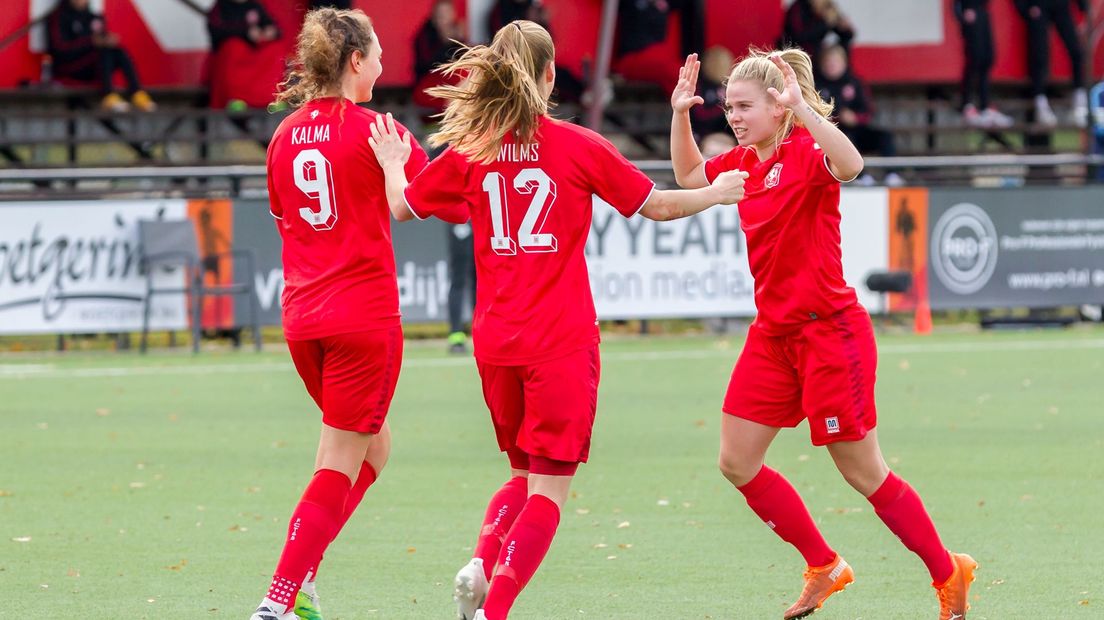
[478,346,601,464]
[723,304,877,446]
[286,327,403,434]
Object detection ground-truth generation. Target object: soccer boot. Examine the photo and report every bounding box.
[935,552,977,620]
[249,604,297,620]
[472,611,487,620]
[293,582,323,620]
[454,557,489,620]
[783,554,854,619]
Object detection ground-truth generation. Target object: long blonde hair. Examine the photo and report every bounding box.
[427,20,555,164]
[728,47,834,149]
[275,8,375,108]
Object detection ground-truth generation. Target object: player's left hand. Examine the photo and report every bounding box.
[368,112,411,168]
[766,54,805,110]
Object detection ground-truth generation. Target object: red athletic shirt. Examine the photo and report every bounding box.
[267,98,428,340]
[405,116,655,365]
[704,125,858,335]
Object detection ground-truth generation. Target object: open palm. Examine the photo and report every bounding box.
[766,54,804,110]
[671,53,705,113]
[367,112,411,168]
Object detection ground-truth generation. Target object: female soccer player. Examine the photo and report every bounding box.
[369,21,746,620]
[251,8,454,620]
[669,49,977,619]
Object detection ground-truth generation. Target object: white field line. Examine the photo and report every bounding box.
[0,337,1101,380]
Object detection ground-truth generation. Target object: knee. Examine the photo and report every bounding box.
[836,463,887,497]
[718,453,761,488]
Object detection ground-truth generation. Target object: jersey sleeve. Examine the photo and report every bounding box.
[405,147,471,224]
[581,131,655,218]
[803,137,851,186]
[704,148,742,184]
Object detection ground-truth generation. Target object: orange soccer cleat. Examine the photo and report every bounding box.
[935,552,978,620]
[783,554,854,619]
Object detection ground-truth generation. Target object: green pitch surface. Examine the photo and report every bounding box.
[2,328,1102,619]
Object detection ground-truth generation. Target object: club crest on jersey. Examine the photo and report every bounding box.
[765,162,783,189]
[310,110,319,120]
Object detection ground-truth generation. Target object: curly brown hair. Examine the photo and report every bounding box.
[274,8,375,109]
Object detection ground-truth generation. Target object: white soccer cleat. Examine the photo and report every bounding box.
[472,611,487,620]
[454,557,489,620]
[249,604,298,620]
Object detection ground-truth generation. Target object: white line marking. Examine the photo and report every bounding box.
[0,338,1100,379]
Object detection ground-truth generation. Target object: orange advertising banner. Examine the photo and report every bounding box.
[187,199,234,329]
[887,188,928,313]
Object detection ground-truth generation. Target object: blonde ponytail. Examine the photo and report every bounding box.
[728,47,834,150]
[428,20,555,164]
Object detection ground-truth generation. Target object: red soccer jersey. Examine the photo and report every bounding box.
[704,125,858,335]
[267,98,428,340]
[405,116,655,365]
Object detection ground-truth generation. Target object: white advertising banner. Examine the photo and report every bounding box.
[587,187,889,319]
[0,200,189,335]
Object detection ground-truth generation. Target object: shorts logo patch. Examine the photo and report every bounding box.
[765,162,783,188]
[825,416,840,434]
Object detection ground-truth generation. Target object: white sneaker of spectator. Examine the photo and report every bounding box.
[1070,88,1089,128]
[883,172,906,187]
[854,172,876,186]
[979,106,1014,128]
[962,103,984,127]
[1034,95,1058,127]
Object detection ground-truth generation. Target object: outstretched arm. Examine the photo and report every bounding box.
[639,170,747,222]
[767,54,863,181]
[670,54,710,189]
[368,113,416,222]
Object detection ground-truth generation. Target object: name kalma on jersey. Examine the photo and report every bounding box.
[292,124,331,145]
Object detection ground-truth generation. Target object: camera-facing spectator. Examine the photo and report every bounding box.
[207,0,284,111]
[690,45,734,137]
[780,0,854,67]
[817,44,903,186]
[412,0,467,113]
[46,0,155,112]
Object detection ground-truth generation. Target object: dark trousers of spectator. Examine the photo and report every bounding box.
[58,48,140,96]
[959,12,994,110]
[1025,0,1084,96]
[843,125,896,157]
[447,226,475,336]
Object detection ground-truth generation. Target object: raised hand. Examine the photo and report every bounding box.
[766,54,805,110]
[712,170,749,204]
[671,53,705,113]
[367,112,411,168]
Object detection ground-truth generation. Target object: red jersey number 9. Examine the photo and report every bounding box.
[293,149,338,231]
[481,168,558,256]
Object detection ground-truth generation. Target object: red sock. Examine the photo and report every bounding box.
[481,493,560,620]
[472,476,529,580]
[737,466,836,567]
[265,469,351,610]
[308,461,379,581]
[867,471,954,583]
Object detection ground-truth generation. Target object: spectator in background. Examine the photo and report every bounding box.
[779,0,854,67]
[46,0,156,112]
[1015,0,1088,126]
[412,0,466,113]
[613,0,686,96]
[954,0,1014,128]
[445,221,476,355]
[816,44,903,186]
[690,45,734,137]
[488,0,586,103]
[207,0,284,111]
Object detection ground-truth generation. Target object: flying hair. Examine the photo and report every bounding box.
[427,20,555,164]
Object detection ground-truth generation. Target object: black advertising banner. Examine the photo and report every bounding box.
[231,199,454,326]
[927,188,1104,309]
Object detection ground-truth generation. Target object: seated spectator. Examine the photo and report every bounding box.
[413,0,466,113]
[488,0,586,103]
[613,0,684,96]
[779,0,854,67]
[1015,0,1088,126]
[690,45,734,137]
[46,0,155,112]
[700,131,737,159]
[206,0,284,111]
[817,44,903,186]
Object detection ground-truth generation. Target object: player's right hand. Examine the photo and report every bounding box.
[711,170,748,204]
[671,54,705,114]
[368,112,411,168]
